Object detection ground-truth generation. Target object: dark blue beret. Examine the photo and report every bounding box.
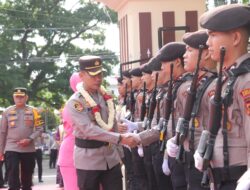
[117,77,123,84]
[129,67,143,77]
[183,30,208,49]
[122,70,131,78]
[141,63,152,74]
[156,42,186,62]
[200,4,250,31]
[148,57,162,71]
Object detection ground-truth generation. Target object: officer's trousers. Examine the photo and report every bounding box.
[76,164,122,190]
[0,160,4,186]
[183,151,210,190]
[131,147,148,190]
[151,142,173,190]
[35,148,43,181]
[5,151,35,190]
[143,145,157,190]
[168,156,187,190]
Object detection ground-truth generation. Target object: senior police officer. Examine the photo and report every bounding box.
[0,87,44,190]
[65,55,140,190]
[193,4,250,190]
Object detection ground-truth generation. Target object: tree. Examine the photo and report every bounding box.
[0,0,118,109]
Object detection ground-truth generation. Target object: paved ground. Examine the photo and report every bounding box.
[0,158,61,190]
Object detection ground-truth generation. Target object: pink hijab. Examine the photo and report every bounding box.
[69,72,81,92]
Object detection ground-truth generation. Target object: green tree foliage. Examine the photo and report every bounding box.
[0,0,118,109]
[40,108,60,132]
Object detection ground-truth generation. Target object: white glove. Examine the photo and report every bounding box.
[137,145,144,157]
[194,150,203,172]
[166,137,179,158]
[121,118,139,132]
[162,158,171,176]
[236,169,250,190]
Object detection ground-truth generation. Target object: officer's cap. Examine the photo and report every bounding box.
[200,4,250,32]
[129,67,143,77]
[117,77,123,84]
[13,87,27,96]
[183,30,209,49]
[79,55,102,76]
[156,42,186,62]
[148,57,162,71]
[140,63,152,74]
[122,70,131,78]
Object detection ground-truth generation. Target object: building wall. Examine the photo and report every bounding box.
[97,0,206,68]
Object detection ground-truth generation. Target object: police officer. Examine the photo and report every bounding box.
[193,4,250,190]
[0,87,44,190]
[65,55,140,190]
[166,30,217,190]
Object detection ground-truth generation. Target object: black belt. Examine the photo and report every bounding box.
[75,138,109,148]
[212,165,247,184]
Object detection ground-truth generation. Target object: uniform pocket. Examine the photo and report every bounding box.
[24,115,34,127]
[8,115,17,128]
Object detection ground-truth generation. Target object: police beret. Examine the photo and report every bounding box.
[122,70,131,78]
[13,87,27,96]
[140,63,152,74]
[117,77,123,84]
[148,57,162,71]
[156,42,186,62]
[129,67,143,77]
[183,30,208,49]
[79,55,102,76]
[200,4,250,31]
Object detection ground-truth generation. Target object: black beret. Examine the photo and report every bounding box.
[129,67,143,77]
[140,63,152,74]
[148,57,162,71]
[122,70,131,78]
[156,42,186,62]
[13,87,27,96]
[117,77,123,84]
[200,4,250,31]
[183,30,208,49]
[79,55,102,76]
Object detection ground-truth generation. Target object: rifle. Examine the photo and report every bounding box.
[159,63,174,152]
[130,80,135,122]
[140,82,147,121]
[146,72,159,129]
[175,45,204,162]
[197,47,225,170]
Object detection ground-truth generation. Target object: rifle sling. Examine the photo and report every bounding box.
[171,73,193,136]
[222,58,250,174]
[189,74,217,153]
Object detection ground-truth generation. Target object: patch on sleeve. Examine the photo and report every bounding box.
[74,101,84,112]
[240,88,250,115]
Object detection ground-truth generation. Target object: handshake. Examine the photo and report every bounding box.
[118,119,141,148]
[120,133,141,148]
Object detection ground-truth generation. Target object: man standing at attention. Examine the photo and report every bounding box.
[0,87,44,190]
[65,55,140,190]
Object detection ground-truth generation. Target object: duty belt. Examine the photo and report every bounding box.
[75,138,109,148]
[212,165,247,184]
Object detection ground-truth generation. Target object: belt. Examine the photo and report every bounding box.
[75,138,109,149]
[212,165,247,184]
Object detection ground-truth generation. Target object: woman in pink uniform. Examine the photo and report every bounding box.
[57,72,81,190]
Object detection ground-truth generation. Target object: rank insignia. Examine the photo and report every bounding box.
[240,88,250,115]
[74,101,84,112]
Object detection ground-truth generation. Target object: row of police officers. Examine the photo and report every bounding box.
[117,4,250,190]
